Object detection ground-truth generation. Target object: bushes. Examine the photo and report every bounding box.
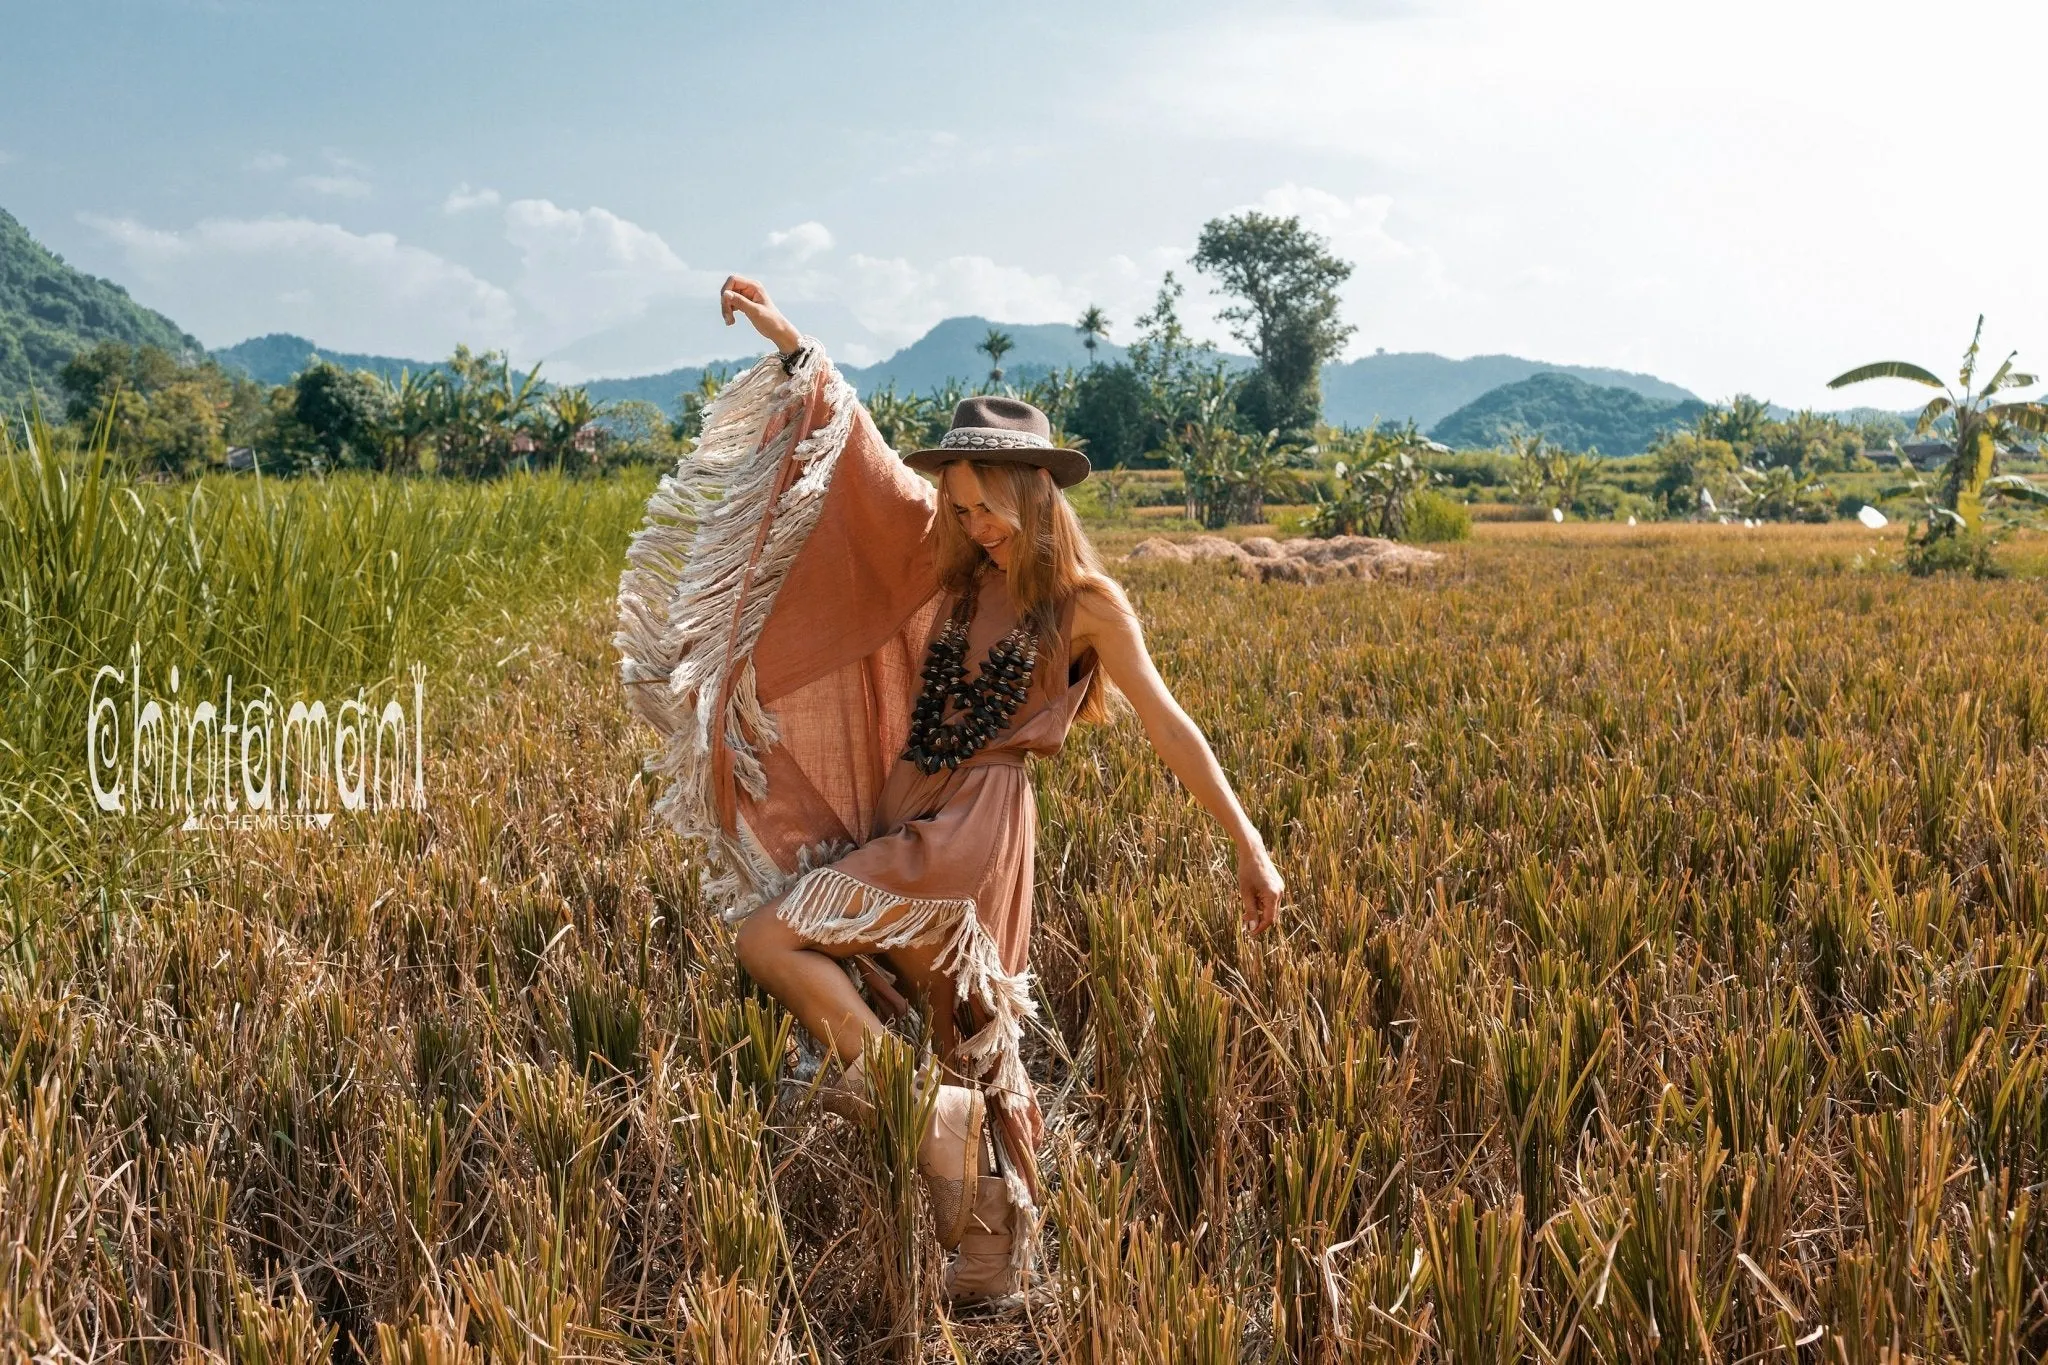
[1904,528,2004,578]
[1405,488,1472,542]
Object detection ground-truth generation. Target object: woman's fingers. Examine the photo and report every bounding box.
[720,275,771,325]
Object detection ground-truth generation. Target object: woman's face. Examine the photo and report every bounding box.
[942,462,1016,570]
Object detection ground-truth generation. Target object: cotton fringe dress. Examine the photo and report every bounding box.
[615,337,1095,1261]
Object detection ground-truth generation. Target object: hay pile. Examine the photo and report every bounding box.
[1127,533,1444,583]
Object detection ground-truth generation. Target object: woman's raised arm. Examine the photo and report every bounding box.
[721,274,803,356]
[1072,585,1284,932]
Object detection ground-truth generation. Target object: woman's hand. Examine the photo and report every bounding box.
[720,274,801,355]
[1236,838,1284,933]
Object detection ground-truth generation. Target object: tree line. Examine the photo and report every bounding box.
[52,340,691,479]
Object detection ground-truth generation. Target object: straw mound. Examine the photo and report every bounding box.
[1127,533,1444,584]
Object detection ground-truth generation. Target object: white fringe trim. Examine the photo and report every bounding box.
[613,337,856,917]
[774,866,1039,1119]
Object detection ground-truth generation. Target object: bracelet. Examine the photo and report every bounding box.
[778,342,810,375]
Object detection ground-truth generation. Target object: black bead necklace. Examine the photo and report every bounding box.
[901,581,1038,775]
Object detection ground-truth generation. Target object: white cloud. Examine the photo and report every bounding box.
[764,220,834,264]
[443,182,500,214]
[81,213,517,357]
[246,152,289,173]
[500,197,715,348]
[296,174,371,199]
[838,252,1084,347]
[76,197,723,367]
[745,220,1089,351]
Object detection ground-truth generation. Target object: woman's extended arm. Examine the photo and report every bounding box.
[1073,586,1284,932]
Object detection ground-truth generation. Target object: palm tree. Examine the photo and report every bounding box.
[1829,317,2048,535]
[977,328,1015,389]
[1075,306,1110,365]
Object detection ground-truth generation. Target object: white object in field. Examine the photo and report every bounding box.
[1626,515,1637,526]
[1551,507,1564,522]
[1744,517,1757,528]
[1699,488,1717,513]
[1857,504,1888,529]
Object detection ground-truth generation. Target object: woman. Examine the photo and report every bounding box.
[616,275,1283,1304]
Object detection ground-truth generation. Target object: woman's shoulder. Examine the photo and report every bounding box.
[1064,573,1136,641]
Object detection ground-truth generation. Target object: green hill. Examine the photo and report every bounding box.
[1322,351,1697,430]
[1429,371,1708,455]
[211,333,441,387]
[0,207,204,407]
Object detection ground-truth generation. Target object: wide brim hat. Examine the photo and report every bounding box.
[905,395,1091,488]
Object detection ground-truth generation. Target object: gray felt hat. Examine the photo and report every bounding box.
[904,395,1091,488]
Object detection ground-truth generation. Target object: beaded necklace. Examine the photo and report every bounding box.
[901,579,1039,774]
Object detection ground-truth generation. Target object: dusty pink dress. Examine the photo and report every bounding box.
[616,338,1094,1232]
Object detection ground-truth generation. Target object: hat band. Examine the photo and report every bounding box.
[938,426,1053,452]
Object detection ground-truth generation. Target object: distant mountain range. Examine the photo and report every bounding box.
[206,319,1708,434]
[0,207,204,405]
[0,200,1899,450]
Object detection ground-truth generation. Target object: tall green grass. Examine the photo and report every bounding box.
[0,413,652,908]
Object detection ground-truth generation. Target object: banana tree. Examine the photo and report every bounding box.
[1313,421,1440,537]
[1828,317,2048,535]
[1171,373,1245,529]
[674,366,730,444]
[539,386,601,470]
[1732,463,1830,522]
[862,382,932,453]
[1222,428,1306,524]
[1503,431,1554,508]
[376,368,437,475]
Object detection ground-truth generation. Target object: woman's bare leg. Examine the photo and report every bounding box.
[735,886,970,1070]
[735,906,889,1064]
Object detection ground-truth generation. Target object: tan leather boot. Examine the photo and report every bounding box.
[920,1084,985,1249]
[814,1053,876,1122]
[944,1175,1023,1306]
[816,1051,986,1250]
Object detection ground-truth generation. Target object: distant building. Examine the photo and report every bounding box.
[224,446,256,471]
[510,424,605,461]
[1862,442,1950,471]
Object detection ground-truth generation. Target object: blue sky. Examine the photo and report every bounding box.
[4,0,2044,407]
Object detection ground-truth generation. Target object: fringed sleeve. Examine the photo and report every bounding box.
[615,339,940,921]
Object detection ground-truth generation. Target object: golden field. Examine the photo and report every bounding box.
[5,479,2048,1360]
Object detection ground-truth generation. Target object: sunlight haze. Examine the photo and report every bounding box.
[3,0,2039,406]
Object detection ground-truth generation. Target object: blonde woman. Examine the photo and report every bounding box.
[617,275,1283,1303]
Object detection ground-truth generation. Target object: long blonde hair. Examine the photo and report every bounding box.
[934,460,1124,724]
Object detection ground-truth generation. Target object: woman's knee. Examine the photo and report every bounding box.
[735,908,794,981]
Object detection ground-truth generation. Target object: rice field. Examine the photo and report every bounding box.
[5,472,2048,1360]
